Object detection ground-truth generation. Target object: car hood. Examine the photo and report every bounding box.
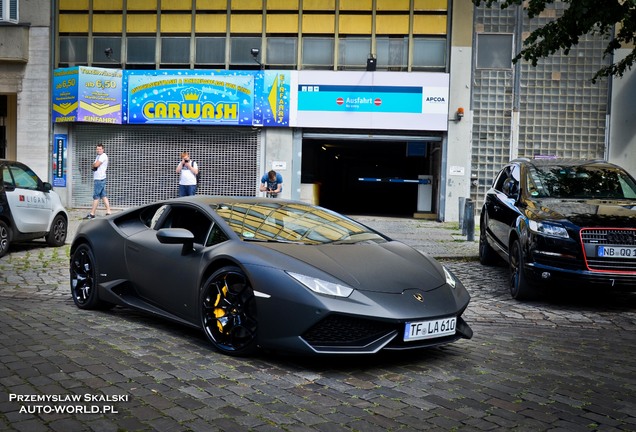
[256,240,447,294]
[530,198,636,227]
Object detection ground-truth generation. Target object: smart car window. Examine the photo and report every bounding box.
[1,166,12,188]
[9,166,39,190]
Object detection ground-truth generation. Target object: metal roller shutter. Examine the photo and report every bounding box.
[72,124,260,208]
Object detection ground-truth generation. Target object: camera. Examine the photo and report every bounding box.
[91,166,97,171]
[184,159,190,163]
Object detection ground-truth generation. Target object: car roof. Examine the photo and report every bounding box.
[170,195,309,207]
[510,158,618,169]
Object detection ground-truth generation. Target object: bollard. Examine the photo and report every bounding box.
[458,197,466,234]
[464,199,475,241]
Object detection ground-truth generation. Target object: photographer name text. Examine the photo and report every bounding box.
[10,393,128,415]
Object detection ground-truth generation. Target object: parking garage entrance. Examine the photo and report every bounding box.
[301,133,443,218]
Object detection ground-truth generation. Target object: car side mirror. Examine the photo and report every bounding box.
[157,228,195,254]
[42,182,53,192]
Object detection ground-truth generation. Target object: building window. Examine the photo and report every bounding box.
[230,37,262,67]
[476,33,513,69]
[302,37,334,69]
[59,36,88,65]
[376,37,407,70]
[266,37,297,68]
[195,37,226,65]
[0,0,18,23]
[161,37,190,64]
[93,37,121,65]
[338,37,371,69]
[412,38,446,69]
[127,37,156,65]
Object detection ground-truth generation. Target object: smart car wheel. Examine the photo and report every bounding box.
[46,214,68,247]
[201,266,258,356]
[70,243,113,310]
[479,223,499,265]
[509,238,536,300]
[0,220,10,258]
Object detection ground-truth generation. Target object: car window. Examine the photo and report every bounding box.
[214,201,386,245]
[1,166,11,188]
[529,164,636,199]
[493,166,512,192]
[157,205,213,245]
[9,165,40,190]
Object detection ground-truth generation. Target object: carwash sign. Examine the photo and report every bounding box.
[125,70,256,125]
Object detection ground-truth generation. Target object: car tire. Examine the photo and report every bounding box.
[509,238,536,300]
[479,224,499,266]
[200,265,258,356]
[0,220,10,258]
[46,213,68,247]
[70,243,114,310]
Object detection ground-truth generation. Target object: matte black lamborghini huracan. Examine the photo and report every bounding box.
[70,196,472,356]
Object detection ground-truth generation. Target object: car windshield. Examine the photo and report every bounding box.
[527,164,636,199]
[213,202,387,245]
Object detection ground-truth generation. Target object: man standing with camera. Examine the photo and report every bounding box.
[85,143,111,219]
[176,151,199,197]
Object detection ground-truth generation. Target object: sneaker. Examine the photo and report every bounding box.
[84,213,95,220]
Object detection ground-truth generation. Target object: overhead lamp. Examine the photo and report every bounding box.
[366,54,376,71]
[250,48,263,69]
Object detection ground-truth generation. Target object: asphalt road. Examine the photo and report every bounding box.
[0,212,635,431]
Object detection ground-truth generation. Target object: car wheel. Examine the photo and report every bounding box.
[509,238,536,300]
[479,224,499,265]
[46,214,68,247]
[0,220,10,258]
[201,266,258,356]
[70,243,113,310]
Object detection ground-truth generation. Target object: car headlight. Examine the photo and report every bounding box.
[443,266,456,289]
[528,220,569,239]
[287,272,354,298]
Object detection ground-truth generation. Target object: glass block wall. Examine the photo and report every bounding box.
[472,1,611,207]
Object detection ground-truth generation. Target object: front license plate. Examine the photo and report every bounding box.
[404,317,456,341]
[597,246,636,258]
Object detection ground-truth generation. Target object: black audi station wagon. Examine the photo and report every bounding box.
[479,158,636,300]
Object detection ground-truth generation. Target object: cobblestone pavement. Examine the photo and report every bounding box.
[0,210,635,431]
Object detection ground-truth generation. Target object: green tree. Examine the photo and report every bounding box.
[473,0,636,82]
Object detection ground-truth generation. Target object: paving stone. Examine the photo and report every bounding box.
[0,210,634,430]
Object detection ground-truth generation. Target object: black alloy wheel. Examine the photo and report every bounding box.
[201,266,258,356]
[509,238,536,300]
[70,243,112,309]
[46,214,68,247]
[0,220,10,258]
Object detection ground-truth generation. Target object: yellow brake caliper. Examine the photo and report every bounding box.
[214,281,229,333]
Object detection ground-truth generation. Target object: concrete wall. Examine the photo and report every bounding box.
[261,128,296,200]
[0,0,52,182]
[609,49,636,177]
[444,0,474,222]
[15,26,52,181]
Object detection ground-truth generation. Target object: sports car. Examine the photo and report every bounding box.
[69,196,472,356]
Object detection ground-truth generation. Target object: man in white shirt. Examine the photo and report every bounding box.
[176,151,199,196]
[85,143,111,219]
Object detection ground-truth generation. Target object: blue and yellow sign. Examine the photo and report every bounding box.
[125,70,252,125]
[52,67,123,124]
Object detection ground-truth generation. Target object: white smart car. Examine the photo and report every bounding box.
[0,160,68,258]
